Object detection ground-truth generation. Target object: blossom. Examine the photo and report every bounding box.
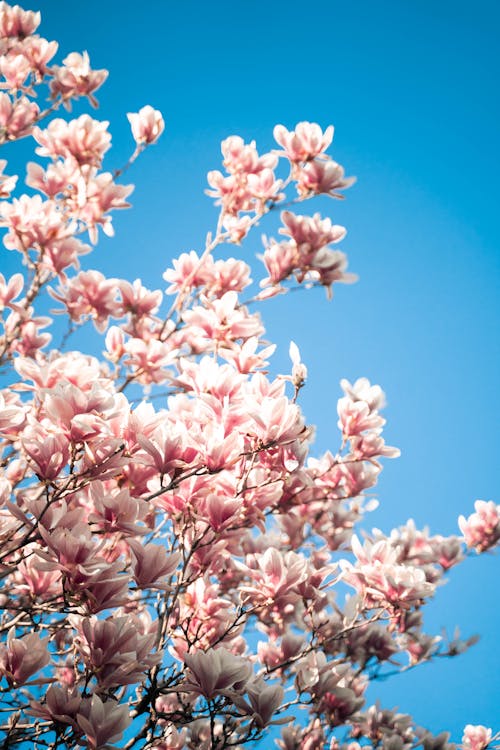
[128,539,180,589]
[50,270,121,331]
[76,693,131,749]
[72,614,162,688]
[182,647,252,698]
[50,51,108,107]
[0,628,50,687]
[462,725,492,750]
[295,158,355,197]
[127,105,164,145]
[458,501,500,553]
[0,92,38,140]
[230,678,285,727]
[0,2,40,38]
[274,121,334,162]
[0,158,17,196]
[33,115,111,166]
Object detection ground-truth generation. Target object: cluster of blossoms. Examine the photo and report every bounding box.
[0,3,497,750]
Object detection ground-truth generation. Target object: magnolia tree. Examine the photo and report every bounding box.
[0,3,498,750]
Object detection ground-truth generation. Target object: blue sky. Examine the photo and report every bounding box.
[3,0,500,740]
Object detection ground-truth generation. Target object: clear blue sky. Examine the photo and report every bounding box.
[4,0,500,739]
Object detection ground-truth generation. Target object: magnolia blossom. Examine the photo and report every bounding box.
[274,121,334,162]
[458,501,500,553]
[0,628,50,687]
[182,648,252,698]
[462,725,492,750]
[128,104,164,145]
[49,51,108,106]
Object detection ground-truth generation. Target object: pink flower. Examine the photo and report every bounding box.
[128,539,180,589]
[230,678,285,728]
[50,270,121,332]
[118,278,162,317]
[0,3,40,38]
[0,628,50,687]
[337,397,385,439]
[183,291,264,348]
[182,647,252,698]
[0,158,17,197]
[0,92,39,140]
[127,105,164,145]
[50,51,108,107]
[274,121,334,162]
[163,250,213,294]
[21,423,70,479]
[29,685,81,728]
[295,158,355,197]
[280,211,346,251]
[33,115,111,166]
[0,389,25,433]
[458,500,500,553]
[0,52,31,89]
[72,614,161,688]
[221,135,277,175]
[76,693,131,749]
[462,725,492,750]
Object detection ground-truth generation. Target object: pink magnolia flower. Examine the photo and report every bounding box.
[88,483,147,536]
[26,157,79,197]
[221,213,253,243]
[15,546,62,598]
[221,135,277,175]
[21,423,70,479]
[238,547,308,605]
[182,647,252,698]
[0,194,69,253]
[153,723,188,750]
[183,291,264,348]
[246,167,284,206]
[127,105,164,145]
[33,115,111,166]
[0,158,17,196]
[340,377,386,411]
[0,627,49,687]
[0,2,40,38]
[72,614,162,688]
[29,685,81,729]
[50,270,121,332]
[0,92,39,140]
[76,693,131,749]
[0,52,31,89]
[204,257,251,298]
[206,169,253,215]
[337,397,385,439]
[20,36,59,75]
[274,121,334,162]
[249,394,306,446]
[123,337,176,384]
[230,678,285,728]
[163,250,214,294]
[295,158,355,198]
[221,336,275,374]
[458,500,500,553]
[280,211,346,251]
[462,725,492,750]
[67,170,133,241]
[118,278,162,317]
[128,539,180,589]
[0,389,25,433]
[49,51,108,107]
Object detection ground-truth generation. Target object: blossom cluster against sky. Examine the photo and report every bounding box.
[3,0,499,736]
